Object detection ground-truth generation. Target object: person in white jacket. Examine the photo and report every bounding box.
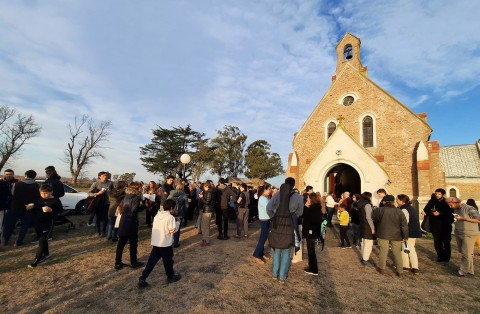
[138,199,181,288]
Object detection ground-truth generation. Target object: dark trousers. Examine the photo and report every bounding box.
[140,246,174,281]
[306,237,318,273]
[36,228,50,259]
[216,208,229,237]
[432,227,452,261]
[106,216,118,240]
[115,234,138,265]
[145,207,158,226]
[96,206,108,235]
[326,207,334,226]
[3,210,35,245]
[253,220,270,259]
[339,225,350,247]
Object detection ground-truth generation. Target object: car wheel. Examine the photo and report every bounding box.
[76,200,87,214]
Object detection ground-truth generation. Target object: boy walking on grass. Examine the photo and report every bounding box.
[138,199,181,288]
[28,184,62,268]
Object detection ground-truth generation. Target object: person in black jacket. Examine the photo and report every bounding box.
[302,193,323,276]
[199,182,214,246]
[44,166,65,199]
[28,183,62,268]
[115,182,145,269]
[44,166,65,240]
[3,170,39,247]
[358,192,375,265]
[422,189,453,262]
[216,178,237,240]
[0,169,17,246]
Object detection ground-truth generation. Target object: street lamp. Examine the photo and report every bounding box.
[180,153,191,178]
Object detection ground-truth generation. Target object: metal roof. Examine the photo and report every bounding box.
[440,141,480,178]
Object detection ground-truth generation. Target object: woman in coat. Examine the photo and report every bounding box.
[302,193,323,275]
[114,182,145,269]
[397,194,422,274]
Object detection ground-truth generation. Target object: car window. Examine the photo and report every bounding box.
[63,184,77,193]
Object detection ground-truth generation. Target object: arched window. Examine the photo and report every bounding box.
[327,122,336,138]
[344,44,353,61]
[362,116,373,147]
[449,188,457,197]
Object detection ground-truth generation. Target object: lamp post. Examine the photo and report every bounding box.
[180,153,191,179]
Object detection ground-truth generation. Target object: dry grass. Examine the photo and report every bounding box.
[0,213,479,314]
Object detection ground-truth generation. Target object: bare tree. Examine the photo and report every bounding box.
[0,105,41,172]
[65,115,111,186]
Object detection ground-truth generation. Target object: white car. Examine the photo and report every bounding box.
[36,180,88,213]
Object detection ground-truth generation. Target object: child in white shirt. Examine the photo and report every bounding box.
[138,199,181,288]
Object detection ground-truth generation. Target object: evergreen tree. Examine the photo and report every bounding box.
[210,125,247,177]
[140,125,206,179]
[244,140,284,179]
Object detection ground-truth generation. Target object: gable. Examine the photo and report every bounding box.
[303,126,389,192]
[294,63,432,151]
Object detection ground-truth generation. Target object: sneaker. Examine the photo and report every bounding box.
[304,269,319,276]
[167,274,182,284]
[138,278,149,288]
[87,223,95,227]
[31,238,39,244]
[411,268,419,275]
[27,259,40,268]
[278,279,287,284]
[272,275,278,280]
[38,255,51,264]
[251,256,265,265]
[457,270,466,277]
[114,262,126,270]
[263,255,271,261]
[345,246,352,249]
[130,262,144,269]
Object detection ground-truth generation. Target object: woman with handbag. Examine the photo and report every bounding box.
[397,194,422,274]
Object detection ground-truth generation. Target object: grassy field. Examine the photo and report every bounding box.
[0,212,479,314]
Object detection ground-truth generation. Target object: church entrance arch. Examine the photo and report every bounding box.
[324,164,361,197]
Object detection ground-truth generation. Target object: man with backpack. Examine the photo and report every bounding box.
[266,177,304,283]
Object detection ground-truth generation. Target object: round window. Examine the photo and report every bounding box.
[343,96,354,106]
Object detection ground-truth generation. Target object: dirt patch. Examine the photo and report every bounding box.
[0,213,479,314]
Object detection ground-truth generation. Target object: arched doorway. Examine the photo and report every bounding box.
[324,164,361,198]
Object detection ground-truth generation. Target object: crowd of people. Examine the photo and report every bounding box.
[0,167,479,288]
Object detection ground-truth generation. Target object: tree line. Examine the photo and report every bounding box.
[139,124,284,181]
[0,105,283,186]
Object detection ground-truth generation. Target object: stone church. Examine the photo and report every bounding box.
[286,33,479,208]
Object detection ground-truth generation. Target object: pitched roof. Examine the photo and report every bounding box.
[440,142,480,178]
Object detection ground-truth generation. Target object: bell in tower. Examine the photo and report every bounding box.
[344,45,353,60]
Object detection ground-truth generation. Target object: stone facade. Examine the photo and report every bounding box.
[286,33,464,207]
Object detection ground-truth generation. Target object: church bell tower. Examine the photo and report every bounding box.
[335,33,367,77]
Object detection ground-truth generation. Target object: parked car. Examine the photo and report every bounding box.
[36,180,88,214]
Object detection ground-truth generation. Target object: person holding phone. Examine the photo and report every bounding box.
[446,197,480,277]
[422,189,453,262]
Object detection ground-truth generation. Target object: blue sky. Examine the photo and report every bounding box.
[0,0,478,185]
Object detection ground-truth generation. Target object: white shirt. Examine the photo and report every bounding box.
[326,195,336,208]
[151,211,177,247]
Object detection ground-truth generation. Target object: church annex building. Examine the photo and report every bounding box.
[286,33,479,208]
